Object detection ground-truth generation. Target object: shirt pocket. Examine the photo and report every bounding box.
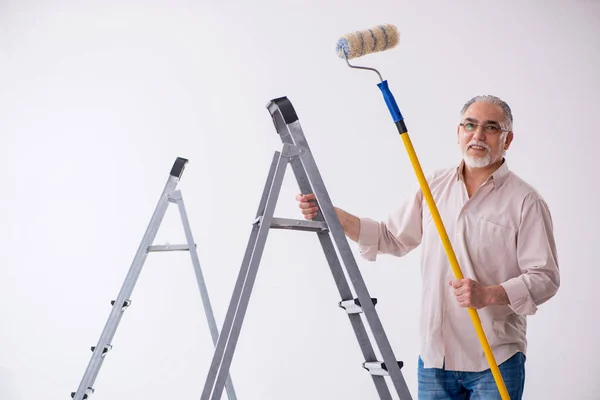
[473,218,516,274]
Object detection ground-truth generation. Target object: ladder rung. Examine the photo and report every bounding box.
[91,345,112,356]
[269,217,328,232]
[71,387,94,399]
[148,244,190,252]
[111,300,131,310]
[339,298,378,314]
[363,361,404,376]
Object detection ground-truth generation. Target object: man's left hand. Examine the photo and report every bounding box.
[449,278,490,309]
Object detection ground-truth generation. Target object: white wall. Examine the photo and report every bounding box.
[1,1,598,399]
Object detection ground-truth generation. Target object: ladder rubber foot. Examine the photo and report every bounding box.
[363,361,404,376]
[339,298,378,314]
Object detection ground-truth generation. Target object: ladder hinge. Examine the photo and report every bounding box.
[281,143,306,159]
[168,190,182,203]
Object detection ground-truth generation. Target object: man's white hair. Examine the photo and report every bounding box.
[460,95,513,131]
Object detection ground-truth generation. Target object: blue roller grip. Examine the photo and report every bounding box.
[377,80,408,134]
[377,80,403,122]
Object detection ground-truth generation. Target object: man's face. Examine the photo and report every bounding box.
[457,102,513,168]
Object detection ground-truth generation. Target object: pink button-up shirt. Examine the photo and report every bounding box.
[357,159,560,371]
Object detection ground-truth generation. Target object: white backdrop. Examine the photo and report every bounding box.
[1,1,598,399]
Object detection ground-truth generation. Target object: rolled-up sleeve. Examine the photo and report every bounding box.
[357,185,424,262]
[501,195,560,315]
[357,217,381,261]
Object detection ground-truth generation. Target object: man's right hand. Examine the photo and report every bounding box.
[295,193,361,243]
[295,193,319,220]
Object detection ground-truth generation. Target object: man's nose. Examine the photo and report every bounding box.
[472,127,486,140]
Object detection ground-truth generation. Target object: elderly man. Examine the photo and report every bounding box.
[296,95,560,399]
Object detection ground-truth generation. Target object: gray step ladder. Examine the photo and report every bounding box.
[70,158,237,400]
[200,97,413,400]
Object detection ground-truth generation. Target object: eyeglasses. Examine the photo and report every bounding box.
[459,122,510,134]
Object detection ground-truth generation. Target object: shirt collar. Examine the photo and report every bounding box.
[456,158,510,188]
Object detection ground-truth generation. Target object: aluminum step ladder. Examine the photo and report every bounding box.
[199,97,413,400]
[70,157,237,400]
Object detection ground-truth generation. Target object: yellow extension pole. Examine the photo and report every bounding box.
[399,131,510,400]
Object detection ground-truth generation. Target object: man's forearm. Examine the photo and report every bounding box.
[334,207,361,242]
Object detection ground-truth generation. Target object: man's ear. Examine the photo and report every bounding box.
[505,131,514,150]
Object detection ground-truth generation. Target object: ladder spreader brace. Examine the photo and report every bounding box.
[70,157,237,400]
[199,96,413,400]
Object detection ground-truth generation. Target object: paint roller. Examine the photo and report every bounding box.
[335,24,511,400]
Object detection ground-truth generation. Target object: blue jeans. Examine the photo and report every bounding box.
[417,352,526,399]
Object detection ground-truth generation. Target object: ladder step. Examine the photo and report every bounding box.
[363,361,404,376]
[148,244,190,252]
[268,217,328,232]
[91,345,112,356]
[339,298,378,314]
[71,387,94,399]
[111,300,131,310]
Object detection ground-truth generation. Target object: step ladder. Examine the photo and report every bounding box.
[70,157,237,400]
[200,97,413,400]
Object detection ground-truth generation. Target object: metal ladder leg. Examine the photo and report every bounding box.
[71,158,237,400]
[269,102,395,399]
[173,191,238,400]
[71,171,179,400]
[266,97,413,400]
[200,151,288,400]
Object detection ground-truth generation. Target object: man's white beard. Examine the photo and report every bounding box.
[463,137,506,168]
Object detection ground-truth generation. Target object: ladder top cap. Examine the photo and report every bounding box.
[170,157,188,179]
[266,97,299,124]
